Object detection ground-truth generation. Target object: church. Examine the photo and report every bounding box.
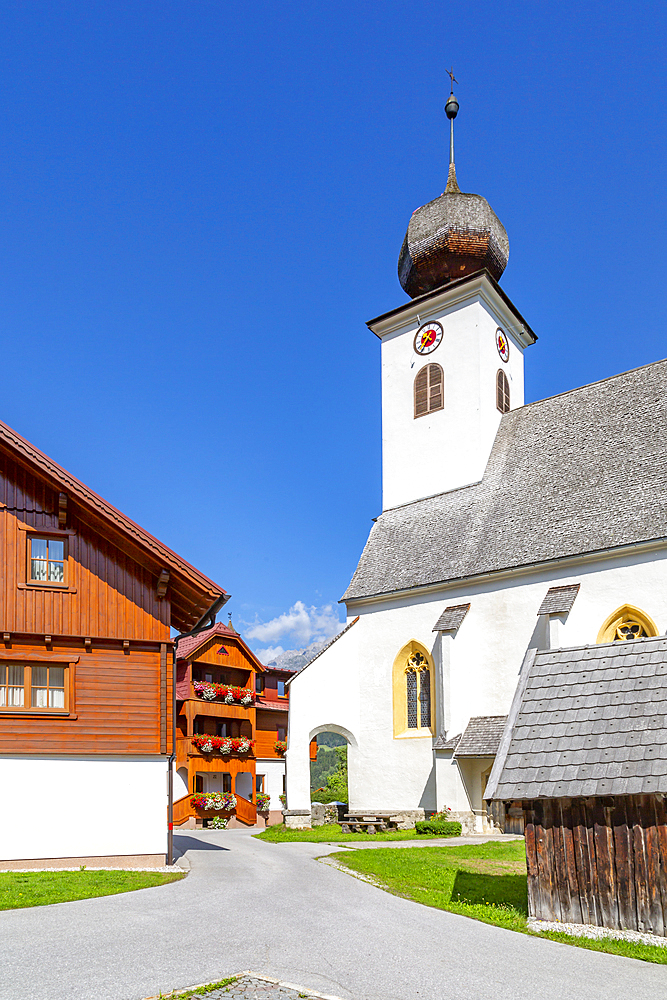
[284,86,667,832]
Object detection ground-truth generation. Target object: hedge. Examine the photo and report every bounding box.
[415,820,462,836]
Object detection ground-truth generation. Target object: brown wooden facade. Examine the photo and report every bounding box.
[0,418,224,763]
[173,624,298,828]
[520,794,667,935]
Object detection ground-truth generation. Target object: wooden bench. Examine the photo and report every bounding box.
[341,814,392,834]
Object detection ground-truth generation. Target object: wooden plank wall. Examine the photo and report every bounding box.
[525,795,667,935]
[0,641,165,754]
[0,452,169,640]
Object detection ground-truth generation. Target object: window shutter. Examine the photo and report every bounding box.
[496,370,510,413]
[428,365,442,410]
[414,364,444,418]
[414,368,429,417]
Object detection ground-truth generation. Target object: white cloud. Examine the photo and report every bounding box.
[244,600,343,649]
[253,645,285,662]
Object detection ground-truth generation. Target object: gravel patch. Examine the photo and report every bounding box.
[146,971,346,1000]
[528,918,667,948]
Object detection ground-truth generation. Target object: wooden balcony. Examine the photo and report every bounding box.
[173,791,257,828]
[175,735,257,767]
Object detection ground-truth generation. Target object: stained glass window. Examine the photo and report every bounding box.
[419,668,431,728]
[406,671,418,728]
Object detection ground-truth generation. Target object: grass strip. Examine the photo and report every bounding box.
[254,823,461,843]
[156,977,237,999]
[0,869,185,910]
[334,841,667,965]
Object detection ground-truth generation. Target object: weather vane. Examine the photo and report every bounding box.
[444,67,460,189]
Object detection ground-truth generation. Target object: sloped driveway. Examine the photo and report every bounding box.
[0,828,664,1000]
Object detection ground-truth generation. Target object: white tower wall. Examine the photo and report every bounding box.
[374,277,531,510]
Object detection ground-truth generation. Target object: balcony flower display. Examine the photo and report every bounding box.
[190,791,237,811]
[256,792,271,811]
[191,734,255,755]
[274,740,287,755]
[193,681,254,705]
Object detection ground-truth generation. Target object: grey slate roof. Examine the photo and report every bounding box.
[434,732,461,751]
[433,603,471,632]
[455,716,507,757]
[342,359,667,601]
[486,636,667,801]
[537,584,581,616]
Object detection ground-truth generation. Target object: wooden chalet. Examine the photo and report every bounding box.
[487,636,667,937]
[0,417,225,868]
[174,622,306,829]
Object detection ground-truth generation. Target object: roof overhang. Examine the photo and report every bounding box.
[366,269,537,349]
[0,418,226,632]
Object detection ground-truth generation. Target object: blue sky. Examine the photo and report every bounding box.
[1,2,665,658]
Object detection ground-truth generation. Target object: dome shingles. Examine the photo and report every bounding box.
[398,175,510,298]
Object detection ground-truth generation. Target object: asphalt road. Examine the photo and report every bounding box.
[0,829,665,1000]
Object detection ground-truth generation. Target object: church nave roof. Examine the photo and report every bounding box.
[343,357,667,601]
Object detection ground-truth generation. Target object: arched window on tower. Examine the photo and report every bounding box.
[496,369,510,414]
[414,364,444,419]
[596,605,659,643]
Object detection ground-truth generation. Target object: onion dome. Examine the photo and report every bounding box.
[398,87,509,298]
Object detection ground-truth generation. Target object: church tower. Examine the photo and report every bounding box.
[368,84,536,511]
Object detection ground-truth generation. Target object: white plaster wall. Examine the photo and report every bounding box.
[255,758,285,810]
[351,548,667,733]
[0,756,167,861]
[381,294,525,510]
[286,624,361,812]
[289,545,667,819]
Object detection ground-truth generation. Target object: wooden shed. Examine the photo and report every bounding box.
[486,637,667,936]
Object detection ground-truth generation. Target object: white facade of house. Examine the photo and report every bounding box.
[0,756,167,866]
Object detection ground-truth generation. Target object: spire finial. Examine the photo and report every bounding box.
[444,69,460,193]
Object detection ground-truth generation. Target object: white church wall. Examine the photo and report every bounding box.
[285,624,361,813]
[380,283,526,510]
[341,544,667,815]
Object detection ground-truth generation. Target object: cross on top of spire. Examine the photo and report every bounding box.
[446,66,458,93]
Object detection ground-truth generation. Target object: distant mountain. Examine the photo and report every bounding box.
[263,639,328,673]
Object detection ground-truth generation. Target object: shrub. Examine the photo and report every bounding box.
[415,820,462,836]
[208,816,228,830]
[311,789,346,804]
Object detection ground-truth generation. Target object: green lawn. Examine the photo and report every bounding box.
[0,869,185,910]
[334,841,667,965]
[254,822,461,844]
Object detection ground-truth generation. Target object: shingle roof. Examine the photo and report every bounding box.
[537,584,580,616]
[0,418,226,631]
[177,623,241,660]
[434,732,461,750]
[486,636,667,801]
[455,716,507,757]
[433,603,471,632]
[342,359,667,601]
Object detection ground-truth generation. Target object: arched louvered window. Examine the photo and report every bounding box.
[414,364,444,418]
[496,369,510,414]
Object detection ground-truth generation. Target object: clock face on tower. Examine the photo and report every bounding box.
[414,321,443,356]
[496,327,510,363]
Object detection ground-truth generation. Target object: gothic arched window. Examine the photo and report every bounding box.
[414,364,444,418]
[404,651,431,730]
[392,642,435,737]
[496,370,510,413]
[596,605,659,644]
